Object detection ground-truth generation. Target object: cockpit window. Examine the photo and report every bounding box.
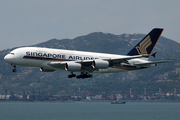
[9,53,14,55]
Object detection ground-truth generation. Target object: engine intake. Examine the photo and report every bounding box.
[65,62,82,71]
[93,60,109,69]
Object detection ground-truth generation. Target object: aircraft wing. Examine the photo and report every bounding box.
[74,54,150,67]
[48,54,150,70]
[133,60,172,67]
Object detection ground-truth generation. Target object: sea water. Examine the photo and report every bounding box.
[0,101,180,120]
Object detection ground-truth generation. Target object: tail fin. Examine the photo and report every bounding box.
[127,28,164,58]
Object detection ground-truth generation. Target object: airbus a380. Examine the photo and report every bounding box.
[4,28,171,79]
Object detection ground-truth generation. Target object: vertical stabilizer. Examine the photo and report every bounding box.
[127,28,164,58]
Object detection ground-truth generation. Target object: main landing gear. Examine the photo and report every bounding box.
[68,72,93,79]
[76,74,93,79]
[68,73,76,78]
[12,65,17,72]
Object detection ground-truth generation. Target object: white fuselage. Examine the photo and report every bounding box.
[4,47,150,73]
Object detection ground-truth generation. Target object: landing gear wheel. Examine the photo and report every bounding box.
[76,76,80,79]
[68,75,72,78]
[13,69,17,72]
[72,74,76,77]
[68,74,76,78]
[12,65,17,72]
[76,74,93,79]
[89,75,93,78]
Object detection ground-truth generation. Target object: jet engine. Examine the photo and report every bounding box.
[93,60,109,69]
[65,62,82,71]
[40,68,55,72]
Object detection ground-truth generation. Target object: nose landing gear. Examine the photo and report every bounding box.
[12,65,17,72]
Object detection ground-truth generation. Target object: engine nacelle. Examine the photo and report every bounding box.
[65,62,82,71]
[93,60,109,69]
[40,68,55,72]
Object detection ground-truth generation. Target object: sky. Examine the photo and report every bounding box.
[0,0,180,50]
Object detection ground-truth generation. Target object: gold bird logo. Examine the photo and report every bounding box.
[135,35,152,54]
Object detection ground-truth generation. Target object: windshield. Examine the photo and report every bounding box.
[9,53,14,55]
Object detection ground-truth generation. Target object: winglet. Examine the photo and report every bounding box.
[127,28,164,58]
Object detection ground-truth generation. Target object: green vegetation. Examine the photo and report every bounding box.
[0,32,180,95]
[0,78,180,95]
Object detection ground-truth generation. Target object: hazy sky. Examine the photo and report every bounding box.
[0,0,180,50]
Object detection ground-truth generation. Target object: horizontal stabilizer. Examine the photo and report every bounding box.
[134,60,172,67]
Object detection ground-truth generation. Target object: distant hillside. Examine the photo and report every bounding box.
[0,32,180,95]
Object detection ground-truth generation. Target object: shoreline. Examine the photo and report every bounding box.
[0,99,75,103]
[83,99,180,103]
[0,99,180,103]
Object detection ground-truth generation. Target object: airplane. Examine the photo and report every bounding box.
[4,28,171,79]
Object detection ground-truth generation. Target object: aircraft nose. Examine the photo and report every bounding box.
[4,54,13,63]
